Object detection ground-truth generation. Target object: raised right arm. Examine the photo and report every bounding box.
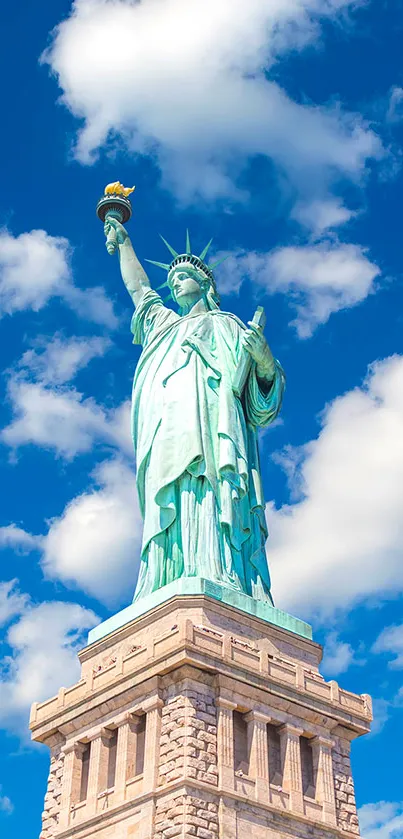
[104,217,151,308]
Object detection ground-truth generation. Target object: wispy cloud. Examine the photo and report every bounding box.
[217,240,380,336]
[0,788,13,815]
[373,624,403,669]
[18,334,111,386]
[359,801,403,839]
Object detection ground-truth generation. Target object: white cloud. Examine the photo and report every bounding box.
[0,788,13,815]
[0,598,98,733]
[19,334,111,385]
[0,580,29,628]
[0,526,40,555]
[218,240,380,336]
[386,86,403,124]
[321,631,356,676]
[291,199,356,235]
[0,228,117,327]
[64,283,118,330]
[2,334,130,459]
[372,624,403,669]
[0,229,70,315]
[266,355,403,620]
[370,698,391,737]
[42,458,141,605]
[43,0,382,207]
[359,801,403,839]
[2,379,132,460]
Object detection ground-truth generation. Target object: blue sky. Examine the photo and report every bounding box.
[1,0,403,836]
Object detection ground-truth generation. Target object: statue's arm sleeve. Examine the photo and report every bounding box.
[131,289,178,345]
[244,358,285,428]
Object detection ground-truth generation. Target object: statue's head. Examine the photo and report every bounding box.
[167,262,220,311]
[146,231,223,312]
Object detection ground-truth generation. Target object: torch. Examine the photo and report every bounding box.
[96,182,135,255]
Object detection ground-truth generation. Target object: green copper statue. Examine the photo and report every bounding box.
[102,202,285,606]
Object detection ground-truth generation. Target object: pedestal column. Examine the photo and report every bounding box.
[245,711,270,802]
[312,736,337,825]
[59,742,86,830]
[217,697,237,790]
[142,695,163,791]
[114,714,141,803]
[86,729,114,816]
[279,724,304,813]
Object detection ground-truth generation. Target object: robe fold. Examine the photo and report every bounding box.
[130,289,285,603]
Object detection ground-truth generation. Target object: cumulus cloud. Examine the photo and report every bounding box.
[291,199,356,235]
[0,597,98,733]
[359,801,403,839]
[0,526,41,555]
[266,355,403,619]
[0,580,29,628]
[321,631,356,676]
[18,334,111,385]
[2,333,131,459]
[43,0,382,206]
[0,228,117,326]
[42,458,141,605]
[2,379,132,460]
[218,240,380,336]
[372,624,403,669]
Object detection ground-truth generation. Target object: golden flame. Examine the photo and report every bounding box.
[104,181,135,198]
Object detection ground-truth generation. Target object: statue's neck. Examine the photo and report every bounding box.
[179,297,208,316]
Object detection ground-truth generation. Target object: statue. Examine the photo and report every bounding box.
[98,185,285,606]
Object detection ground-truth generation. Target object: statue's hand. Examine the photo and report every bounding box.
[242,321,275,380]
[103,216,128,245]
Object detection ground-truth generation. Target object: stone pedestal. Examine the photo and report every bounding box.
[30,592,372,839]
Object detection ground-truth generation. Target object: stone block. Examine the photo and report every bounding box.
[30,594,371,839]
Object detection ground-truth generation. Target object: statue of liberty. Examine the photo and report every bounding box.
[104,215,285,606]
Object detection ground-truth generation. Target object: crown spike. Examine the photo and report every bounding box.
[209,254,230,271]
[159,235,179,258]
[199,238,213,261]
[156,280,170,290]
[185,229,191,255]
[144,259,171,271]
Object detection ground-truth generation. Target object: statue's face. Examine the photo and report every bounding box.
[168,265,204,308]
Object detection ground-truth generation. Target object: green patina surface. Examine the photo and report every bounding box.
[87,577,312,645]
[95,219,302,643]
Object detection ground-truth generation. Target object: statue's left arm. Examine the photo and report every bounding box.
[242,321,285,426]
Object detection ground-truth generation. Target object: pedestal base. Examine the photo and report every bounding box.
[30,594,372,839]
[88,577,312,645]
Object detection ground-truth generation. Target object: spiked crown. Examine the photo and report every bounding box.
[145,231,227,305]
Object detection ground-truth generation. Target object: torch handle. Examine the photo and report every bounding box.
[104,210,122,256]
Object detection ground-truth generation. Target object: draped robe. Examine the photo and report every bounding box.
[131,289,285,603]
